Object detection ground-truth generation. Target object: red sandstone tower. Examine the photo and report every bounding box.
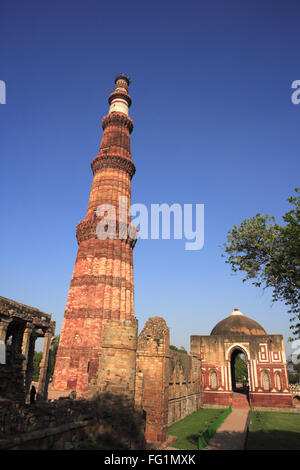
[52,75,138,398]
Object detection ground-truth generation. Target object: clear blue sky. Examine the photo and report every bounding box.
[0,0,299,353]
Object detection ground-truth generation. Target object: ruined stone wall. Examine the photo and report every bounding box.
[168,350,201,426]
[0,296,55,403]
[0,347,25,402]
[135,317,169,443]
[96,319,138,403]
[135,317,202,443]
[0,394,146,450]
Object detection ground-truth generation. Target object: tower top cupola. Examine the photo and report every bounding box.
[108,74,132,115]
[115,73,131,86]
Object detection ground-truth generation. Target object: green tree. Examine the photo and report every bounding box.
[170,345,188,354]
[50,335,60,378]
[33,351,42,381]
[234,354,248,382]
[221,189,300,338]
[32,335,60,381]
[287,354,300,384]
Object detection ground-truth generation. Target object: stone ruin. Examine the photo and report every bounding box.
[0,295,55,403]
[0,295,147,450]
[0,295,202,449]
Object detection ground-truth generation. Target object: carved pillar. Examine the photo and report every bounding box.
[25,335,37,396]
[0,317,12,342]
[21,324,35,397]
[22,323,34,362]
[37,329,53,400]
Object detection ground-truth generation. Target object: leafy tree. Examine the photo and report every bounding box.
[50,335,60,378]
[234,354,248,382]
[221,189,300,338]
[287,354,300,384]
[32,335,60,381]
[33,351,42,381]
[170,345,188,354]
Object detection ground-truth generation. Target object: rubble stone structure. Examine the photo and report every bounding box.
[52,75,138,401]
[135,317,202,442]
[191,309,293,408]
[0,296,55,402]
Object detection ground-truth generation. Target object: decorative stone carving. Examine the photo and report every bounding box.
[91,155,136,178]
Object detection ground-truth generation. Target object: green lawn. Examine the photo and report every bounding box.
[168,408,226,450]
[247,411,300,450]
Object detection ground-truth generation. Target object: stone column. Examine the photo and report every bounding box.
[37,329,53,401]
[21,324,35,397]
[25,335,37,396]
[22,323,34,363]
[0,317,12,342]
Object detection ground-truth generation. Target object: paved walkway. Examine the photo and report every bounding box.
[158,408,250,451]
[204,408,250,450]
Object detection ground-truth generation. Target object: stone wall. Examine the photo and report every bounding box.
[0,393,146,450]
[96,319,138,403]
[135,317,170,443]
[0,347,25,403]
[168,350,201,426]
[135,317,202,443]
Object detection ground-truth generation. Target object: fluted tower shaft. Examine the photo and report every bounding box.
[52,76,137,394]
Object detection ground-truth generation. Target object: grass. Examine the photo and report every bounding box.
[246,411,300,450]
[167,408,226,450]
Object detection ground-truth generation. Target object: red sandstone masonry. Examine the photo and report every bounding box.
[136,317,170,442]
[52,76,137,395]
[136,317,202,443]
[191,333,293,409]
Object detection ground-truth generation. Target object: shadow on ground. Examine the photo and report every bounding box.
[74,392,146,450]
[205,430,246,450]
[246,429,300,451]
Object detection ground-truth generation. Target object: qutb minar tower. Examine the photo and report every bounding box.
[52,75,138,400]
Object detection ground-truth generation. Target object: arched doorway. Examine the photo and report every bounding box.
[230,347,249,396]
[293,395,300,408]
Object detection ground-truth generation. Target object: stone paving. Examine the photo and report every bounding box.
[158,408,250,451]
[204,408,250,450]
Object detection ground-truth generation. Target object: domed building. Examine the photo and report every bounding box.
[190,308,293,408]
[210,309,267,337]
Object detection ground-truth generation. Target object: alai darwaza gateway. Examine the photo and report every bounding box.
[190,309,293,408]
